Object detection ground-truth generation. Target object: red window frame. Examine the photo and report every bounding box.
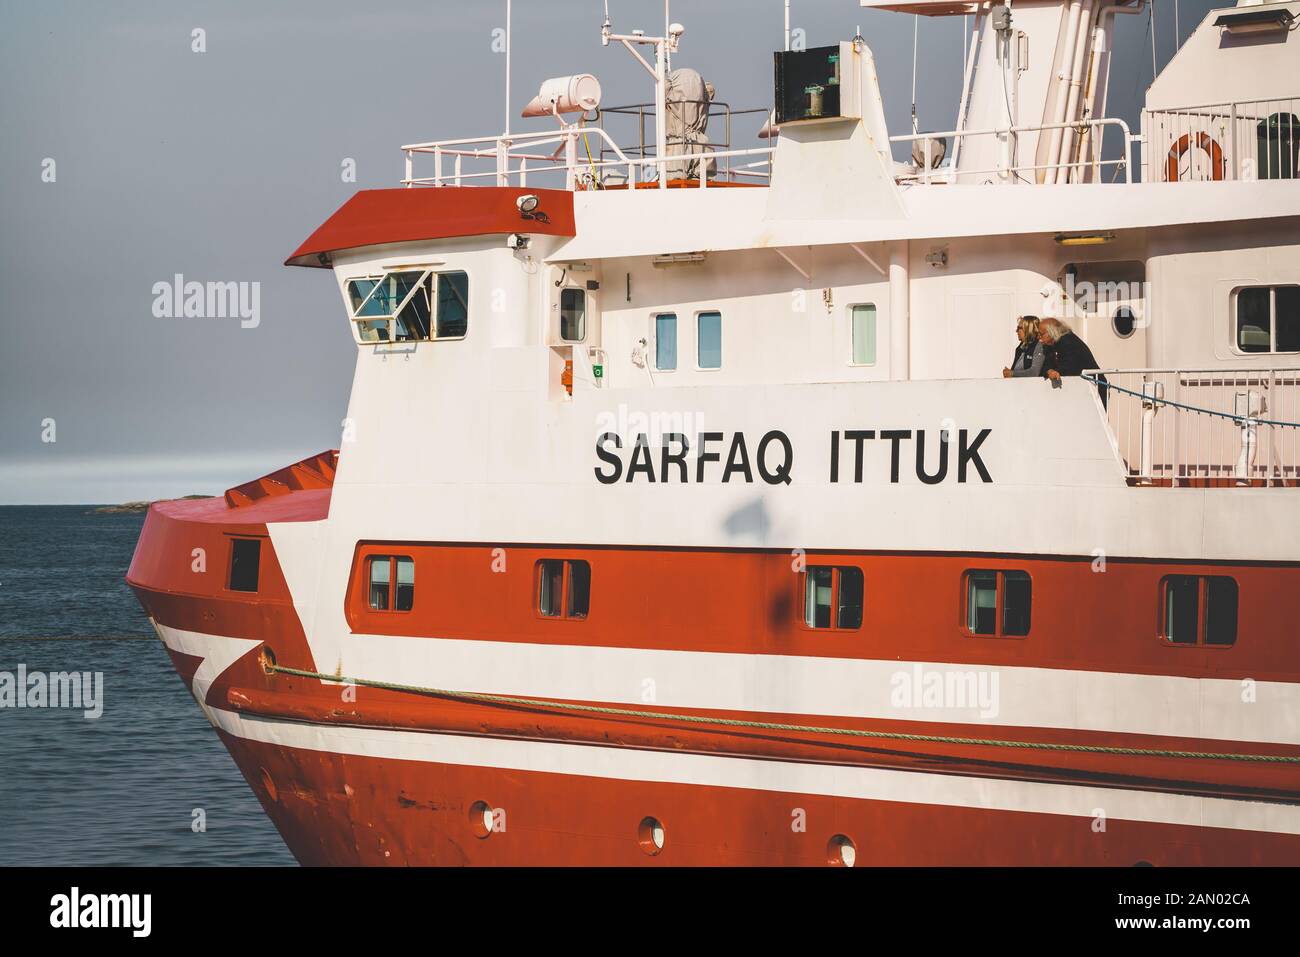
[366,554,414,613]
[535,559,590,621]
[961,569,1032,639]
[1159,575,1237,648]
[799,565,863,631]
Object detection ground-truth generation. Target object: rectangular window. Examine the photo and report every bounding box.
[368,556,391,610]
[1164,574,1199,644]
[560,288,586,342]
[964,570,1031,637]
[436,270,469,339]
[228,538,261,593]
[394,557,415,611]
[1162,575,1237,647]
[655,313,678,370]
[567,560,591,618]
[1235,285,1299,354]
[803,566,863,630]
[850,304,877,365]
[697,311,722,369]
[367,555,414,612]
[348,269,468,343]
[537,559,590,620]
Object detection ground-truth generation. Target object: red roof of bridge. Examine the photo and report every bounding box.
[285,187,576,267]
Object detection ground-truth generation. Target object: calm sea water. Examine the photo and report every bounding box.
[0,506,294,865]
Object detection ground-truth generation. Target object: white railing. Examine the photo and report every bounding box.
[890,118,1136,185]
[401,124,773,191]
[1142,96,1300,182]
[1090,368,1300,487]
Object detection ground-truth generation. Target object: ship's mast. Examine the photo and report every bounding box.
[601,3,684,188]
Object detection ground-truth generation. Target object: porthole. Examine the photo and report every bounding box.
[828,834,857,867]
[1112,306,1137,339]
[638,816,666,855]
[469,800,495,839]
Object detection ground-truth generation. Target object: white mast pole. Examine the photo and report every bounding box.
[505,0,512,135]
[656,31,667,187]
[911,15,919,134]
[1150,1,1158,78]
[665,0,672,70]
[785,0,791,51]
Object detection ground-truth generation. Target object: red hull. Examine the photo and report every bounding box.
[218,732,1300,866]
[128,492,1300,866]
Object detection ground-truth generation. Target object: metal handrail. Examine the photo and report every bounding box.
[889,118,1135,184]
[1083,373,1300,428]
[1142,96,1299,182]
[1085,366,1300,486]
[401,123,772,189]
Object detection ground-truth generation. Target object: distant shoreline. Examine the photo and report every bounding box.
[90,495,215,514]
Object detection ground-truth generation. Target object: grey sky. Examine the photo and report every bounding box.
[0,0,1215,503]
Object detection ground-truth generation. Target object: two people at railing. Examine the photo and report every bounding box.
[1003,316,1108,407]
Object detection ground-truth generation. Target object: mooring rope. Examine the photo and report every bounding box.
[264,663,1300,765]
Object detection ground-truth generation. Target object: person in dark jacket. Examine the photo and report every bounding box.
[1038,317,1108,406]
[1003,315,1045,378]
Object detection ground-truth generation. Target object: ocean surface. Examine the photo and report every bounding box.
[0,506,295,865]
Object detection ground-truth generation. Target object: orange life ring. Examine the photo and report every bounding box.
[1165,131,1226,182]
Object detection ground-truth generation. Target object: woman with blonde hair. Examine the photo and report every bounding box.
[1003,315,1045,378]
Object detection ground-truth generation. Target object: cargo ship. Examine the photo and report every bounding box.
[128,0,1300,864]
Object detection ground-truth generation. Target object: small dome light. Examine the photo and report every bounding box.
[516,194,540,216]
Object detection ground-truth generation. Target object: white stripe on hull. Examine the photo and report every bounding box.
[157,623,1300,837]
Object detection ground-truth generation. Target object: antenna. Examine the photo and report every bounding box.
[911,14,919,134]
[601,6,683,189]
[784,0,790,51]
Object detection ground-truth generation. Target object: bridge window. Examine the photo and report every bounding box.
[436,271,469,338]
[228,538,261,593]
[560,288,586,342]
[347,269,469,343]
[537,559,590,619]
[1162,575,1237,647]
[368,555,414,612]
[698,311,722,369]
[850,304,877,365]
[1234,285,1299,354]
[803,566,863,630]
[655,313,678,370]
[964,570,1031,637]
